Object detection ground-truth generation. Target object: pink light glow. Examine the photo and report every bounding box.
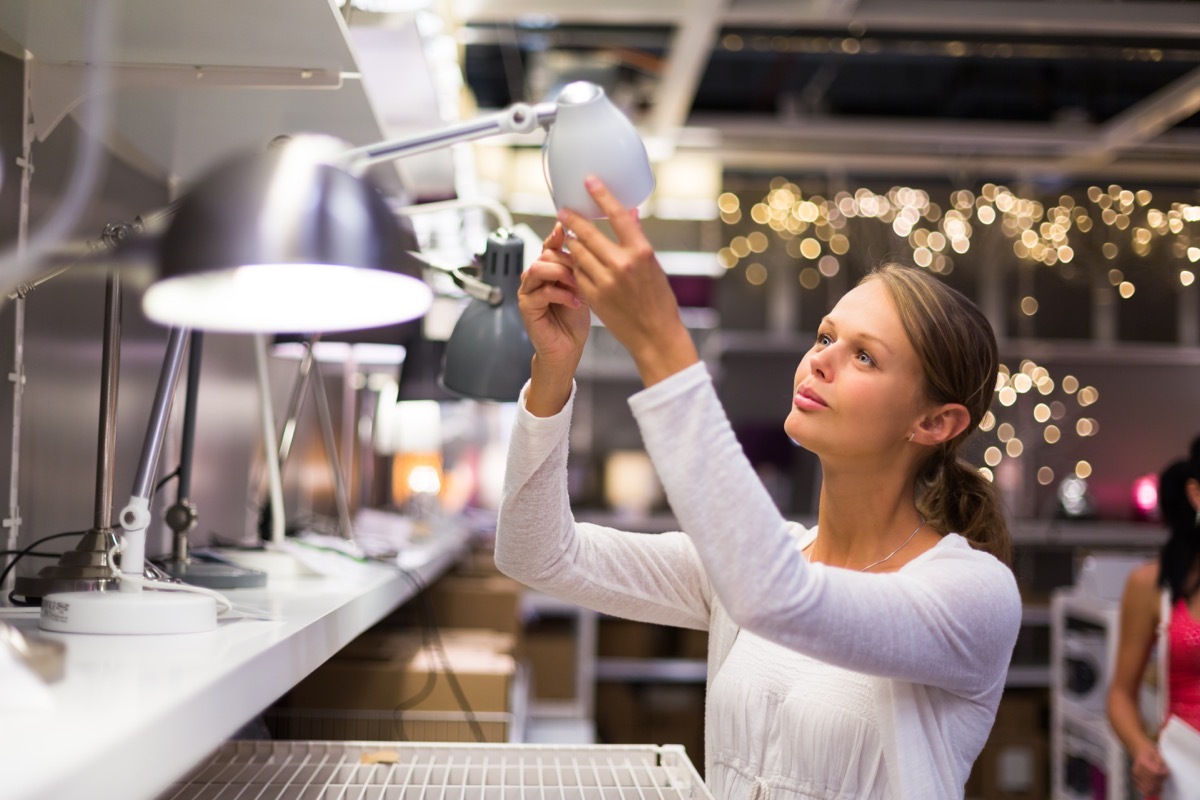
[1132,474,1158,514]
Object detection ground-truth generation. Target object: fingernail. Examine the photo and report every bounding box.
[557,209,570,223]
[585,175,600,190]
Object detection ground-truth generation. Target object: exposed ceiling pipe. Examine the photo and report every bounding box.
[1057,65,1200,173]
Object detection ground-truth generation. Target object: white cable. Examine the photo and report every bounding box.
[107,544,234,615]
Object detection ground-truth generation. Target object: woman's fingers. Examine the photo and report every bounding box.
[543,222,567,252]
[521,259,578,295]
[581,175,646,246]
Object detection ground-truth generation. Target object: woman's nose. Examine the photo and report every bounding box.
[808,349,830,381]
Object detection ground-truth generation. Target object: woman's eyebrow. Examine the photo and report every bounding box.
[820,315,893,355]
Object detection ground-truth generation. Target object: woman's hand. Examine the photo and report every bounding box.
[518,223,591,416]
[1130,740,1168,797]
[558,176,700,387]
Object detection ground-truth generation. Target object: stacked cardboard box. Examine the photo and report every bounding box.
[968,689,1049,800]
[286,628,517,743]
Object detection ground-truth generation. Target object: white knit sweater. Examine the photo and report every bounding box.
[495,362,1022,799]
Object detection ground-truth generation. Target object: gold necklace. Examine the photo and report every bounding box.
[858,518,926,572]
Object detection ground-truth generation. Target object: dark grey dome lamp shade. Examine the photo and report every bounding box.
[440,230,534,402]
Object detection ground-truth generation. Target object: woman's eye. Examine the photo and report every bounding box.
[817,333,832,346]
[857,351,876,367]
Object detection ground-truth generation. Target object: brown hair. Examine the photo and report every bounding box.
[863,264,1012,565]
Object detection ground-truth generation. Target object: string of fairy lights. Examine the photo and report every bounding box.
[978,360,1100,490]
[717,180,1200,302]
[715,178,1200,492]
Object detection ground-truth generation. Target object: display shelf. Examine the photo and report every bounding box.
[1049,587,1151,800]
[521,590,598,727]
[596,657,709,684]
[0,525,467,800]
[1007,664,1052,688]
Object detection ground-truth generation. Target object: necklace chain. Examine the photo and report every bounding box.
[857,518,926,572]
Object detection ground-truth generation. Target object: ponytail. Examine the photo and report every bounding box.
[863,264,1012,568]
[917,448,1012,566]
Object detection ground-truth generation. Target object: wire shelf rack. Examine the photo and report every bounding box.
[265,708,519,744]
[159,740,714,799]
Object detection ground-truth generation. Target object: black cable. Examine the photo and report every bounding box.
[0,550,64,558]
[155,465,181,495]
[395,566,488,743]
[0,530,89,596]
[8,590,36,606]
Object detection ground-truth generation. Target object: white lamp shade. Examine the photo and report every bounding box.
[544,82,655,219]
[144,264,432,334]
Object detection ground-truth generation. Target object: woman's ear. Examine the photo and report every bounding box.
[1185,478,1200,514]
[913,403,971,446]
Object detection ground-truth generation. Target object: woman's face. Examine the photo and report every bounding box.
[784,278,931,459]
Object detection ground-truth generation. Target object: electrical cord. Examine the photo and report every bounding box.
[0,550,63,558]
[393,565,488,743]
[105,544,233,614]
[154,465,181,495]
[0,530,89,598]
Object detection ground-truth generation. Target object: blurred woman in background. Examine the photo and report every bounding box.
[1108,439,1200,798]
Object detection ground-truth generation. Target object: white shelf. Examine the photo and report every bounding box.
[596,657,709,683]
[0,526,467,800]
[0,0,444,194]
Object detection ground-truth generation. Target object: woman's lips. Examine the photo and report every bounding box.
[794,387,827,410]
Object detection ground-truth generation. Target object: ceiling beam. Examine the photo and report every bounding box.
[679,114,1200,182]
[453,0,1200,39]
[645,0,728,140]
[1058,65,1200,173]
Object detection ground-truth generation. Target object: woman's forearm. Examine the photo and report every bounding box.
[526,355,577,417]
[1108,686,1154,756]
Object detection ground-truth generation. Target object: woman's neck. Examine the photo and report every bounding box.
[809,465,928,571]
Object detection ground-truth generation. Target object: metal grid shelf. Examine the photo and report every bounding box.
[265,709,520,745]
[160,740,714,799]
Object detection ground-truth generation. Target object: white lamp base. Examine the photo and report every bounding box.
[38,590,219,635]
[205,545,322,578]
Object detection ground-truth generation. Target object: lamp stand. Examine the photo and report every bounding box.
[39,326,218,634]
[205,334,319,578]
[153,332,267,589]
[15,271,124,601]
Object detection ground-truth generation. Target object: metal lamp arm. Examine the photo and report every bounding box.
[117,327,189,589]
[406,251,503,305]
[339,101,558,174]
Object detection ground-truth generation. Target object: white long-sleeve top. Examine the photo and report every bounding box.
[495,362,1022,799]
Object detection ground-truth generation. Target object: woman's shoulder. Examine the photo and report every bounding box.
[908,534,1021,597]
[1120,560,1162,610]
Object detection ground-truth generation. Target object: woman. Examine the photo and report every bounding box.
[1108,444,1200,799]
[495,176,1022,798]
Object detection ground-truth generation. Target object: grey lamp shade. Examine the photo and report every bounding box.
[144,135,432,334]
[440,230,534,401]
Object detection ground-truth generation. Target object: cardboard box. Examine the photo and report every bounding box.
[291,629,515,715]
[598,618,667,658]
[992,689,1048,734]
[977,732,1047,800]
[522,619,577,700]
[429,574,523,637]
